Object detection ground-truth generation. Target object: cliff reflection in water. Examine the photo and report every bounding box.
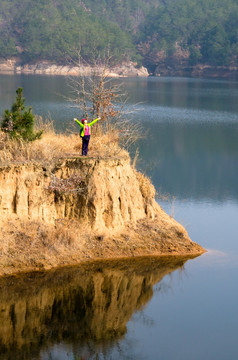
[0,257,192,360]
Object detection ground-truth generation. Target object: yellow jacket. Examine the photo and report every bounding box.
[75,118,99,137]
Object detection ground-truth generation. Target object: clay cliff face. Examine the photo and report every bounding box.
[0,155,205,275]
[0,156,156,232]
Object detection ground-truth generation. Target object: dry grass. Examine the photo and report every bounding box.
[0,118,128,166]
[0,218,94,274]
[135,170,156,200]
[0,219,81,253]
[0,214,204,276]
[90,130,128,157]
[0,131,77,164]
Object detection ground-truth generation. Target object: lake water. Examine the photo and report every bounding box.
[0,74,238,360]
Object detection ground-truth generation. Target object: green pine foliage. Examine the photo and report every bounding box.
[0,0,237,67]
[139,0,238,67]
[1,88,43,141]
[0,0,141,63]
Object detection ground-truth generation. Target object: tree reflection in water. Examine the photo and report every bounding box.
[0,256,195,360]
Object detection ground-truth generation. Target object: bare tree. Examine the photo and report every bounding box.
[65,49,143,151]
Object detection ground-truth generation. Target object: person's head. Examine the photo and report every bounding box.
[82,118,87,124]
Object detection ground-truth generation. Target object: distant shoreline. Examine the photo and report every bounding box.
[0,59,237,79]
[154,64,238,79]
[0,59,149,77]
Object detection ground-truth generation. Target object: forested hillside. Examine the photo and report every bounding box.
[0,0,237,71]
[139,0,238,69]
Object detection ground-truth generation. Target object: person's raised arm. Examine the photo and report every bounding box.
[88,117,101,126]
[73,118,84,128]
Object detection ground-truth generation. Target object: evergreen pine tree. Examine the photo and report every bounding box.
[1,88,43,141]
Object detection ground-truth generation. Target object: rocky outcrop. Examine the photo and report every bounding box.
[0,155,205,275]
[0,59,149,77]
[0,156,156,232]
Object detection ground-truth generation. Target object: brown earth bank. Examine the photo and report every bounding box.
[0,155,205,276]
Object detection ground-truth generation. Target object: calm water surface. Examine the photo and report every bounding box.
[0,75,237,360]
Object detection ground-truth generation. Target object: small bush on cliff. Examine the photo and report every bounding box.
[1,87,43,141]
[47,172,86,195]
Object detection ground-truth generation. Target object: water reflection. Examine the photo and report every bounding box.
[0,257,194,360]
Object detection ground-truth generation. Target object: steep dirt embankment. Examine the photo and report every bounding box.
[0,156,156,230]
[0,155,205,275]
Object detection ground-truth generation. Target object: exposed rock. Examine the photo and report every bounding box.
[0,59,149,77]
[0,155,205,275]
[0,156,153,231]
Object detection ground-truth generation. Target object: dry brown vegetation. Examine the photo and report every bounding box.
[0,218,92,274]
[136,170,156,200]
[0,213,205,276]
[0,117,129,165]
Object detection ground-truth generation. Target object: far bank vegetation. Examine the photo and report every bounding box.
[0,0,237,71]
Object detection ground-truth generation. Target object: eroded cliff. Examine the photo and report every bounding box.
[0,156,156,230]
[0,155,205,275]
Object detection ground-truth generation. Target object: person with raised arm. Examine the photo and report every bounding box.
[73,117,100,156]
